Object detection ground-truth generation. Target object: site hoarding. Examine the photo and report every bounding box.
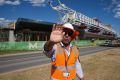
[0,40,105,51]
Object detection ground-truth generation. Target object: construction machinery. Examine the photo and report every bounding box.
[49,0,117,39]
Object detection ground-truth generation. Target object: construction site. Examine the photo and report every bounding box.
[0,0,120,49]
[0,0,120,80]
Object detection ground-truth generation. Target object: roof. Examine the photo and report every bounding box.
[15,18,55,32]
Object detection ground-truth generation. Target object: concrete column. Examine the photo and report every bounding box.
[9,30,15,42]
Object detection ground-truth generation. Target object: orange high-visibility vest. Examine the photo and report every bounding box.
[51,44,79,80]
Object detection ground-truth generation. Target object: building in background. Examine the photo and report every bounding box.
[0,18,118,42]
[15,18,54,41]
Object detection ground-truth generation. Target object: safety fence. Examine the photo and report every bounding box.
[0,40,106,51]
[0,41,45,51]
[72,40,105,47]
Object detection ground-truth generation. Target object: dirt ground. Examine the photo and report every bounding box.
[0,48,120,80]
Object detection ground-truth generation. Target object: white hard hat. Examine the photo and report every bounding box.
[63,22,80,40]
[63,23,74,31]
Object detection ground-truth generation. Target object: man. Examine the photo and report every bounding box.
[43,23,84,80]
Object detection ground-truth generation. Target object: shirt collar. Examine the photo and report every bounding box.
[60,42,73,48]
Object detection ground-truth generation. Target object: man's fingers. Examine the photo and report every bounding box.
[62,32,65,36]
[58,24,64,31]
[52,24,56,31]
[55,24,60,31]
[53,24,63,31]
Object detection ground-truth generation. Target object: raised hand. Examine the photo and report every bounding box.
[50,24,65,43]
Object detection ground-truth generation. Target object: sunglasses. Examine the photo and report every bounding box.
[63,28,74,36]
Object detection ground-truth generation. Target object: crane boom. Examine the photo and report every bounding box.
[49,0,116,34]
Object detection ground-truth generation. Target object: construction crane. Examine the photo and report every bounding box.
[49,0,116,35]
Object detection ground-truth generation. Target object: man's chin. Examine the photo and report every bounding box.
[62,41,70,46]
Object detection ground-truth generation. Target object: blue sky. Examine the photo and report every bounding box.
[0,0,120,36]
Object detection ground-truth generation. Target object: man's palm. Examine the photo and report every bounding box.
[50,30,64,43]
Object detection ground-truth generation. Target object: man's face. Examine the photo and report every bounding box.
[62,28,74,45]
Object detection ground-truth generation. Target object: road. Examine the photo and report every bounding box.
[0,47,113,74]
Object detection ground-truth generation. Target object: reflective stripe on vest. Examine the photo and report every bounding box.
[50,77,58,80]
[52,65,75,71]
[74,46,79,55]
[74,46,77,54]
[51,77,74,80]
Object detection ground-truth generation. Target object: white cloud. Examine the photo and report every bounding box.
[0,18,12,23]
[102,0,120,19]
[112,0,118,4]
[0,18,12,27]
[114,8,120,11]
[0,18,5,21]
[5,0,20,5]
[117,4,120,7]
[114,3,120,18]
[24,0,46,7]
[114,10,120,18]
[0,0,5,5]
[0,0,20,6]
[0,0,47,7]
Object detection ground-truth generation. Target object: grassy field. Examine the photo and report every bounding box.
[0,48,120,80]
